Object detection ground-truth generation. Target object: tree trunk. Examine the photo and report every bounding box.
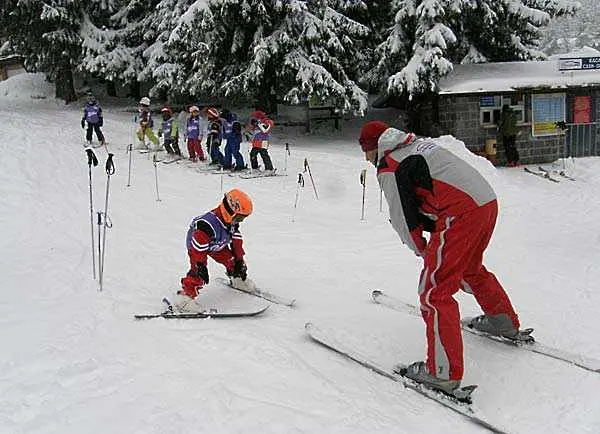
[129,80,141,101]
[54,59,76,103]
[106,80,117,97]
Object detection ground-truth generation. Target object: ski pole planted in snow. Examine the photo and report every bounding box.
[303,158,319,200]
[360,169,367,221]
[96,211,102,282]
[379,188,383,213]
[284,143,291,174]
[85,148,99,279]
[153,153,161,202]
[126,143,133,187]
[99,153,115,290]
[292,173,305,222]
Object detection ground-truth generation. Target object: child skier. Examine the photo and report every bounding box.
[247,110,274,173]
[186,106,206,162]
[136,97,160,150]
[81,93,106,147]
[206,107,224,166]
[221,109,246,170]
[174,189,255,312]
[157,105,182,158]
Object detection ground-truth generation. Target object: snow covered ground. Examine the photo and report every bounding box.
[1,74,599,434]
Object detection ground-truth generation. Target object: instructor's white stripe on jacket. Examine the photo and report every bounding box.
[421,217,453,380]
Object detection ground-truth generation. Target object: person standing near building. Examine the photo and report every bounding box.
[498,105,520,167]
[358,120,526,396]
[81,93,106,147]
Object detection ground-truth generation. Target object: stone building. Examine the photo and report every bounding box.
[435,52,600,165]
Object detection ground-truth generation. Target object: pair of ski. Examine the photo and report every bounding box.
[134,277,295,320]
[523,166,560,183]
[538,166,576,181]
[524,166,576,182]
[305,290,599,433]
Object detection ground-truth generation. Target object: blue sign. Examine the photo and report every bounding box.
[479,96,496,107]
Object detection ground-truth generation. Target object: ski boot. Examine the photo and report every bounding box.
[467,314,534,343]
[395,361,477,403]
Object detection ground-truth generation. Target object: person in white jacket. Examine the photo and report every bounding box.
[359,120,526,396]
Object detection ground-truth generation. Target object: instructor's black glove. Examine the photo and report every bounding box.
[81,119,85,129]
[98,118,103,127]
[231,260,247,281]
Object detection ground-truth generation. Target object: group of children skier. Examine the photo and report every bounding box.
[82,94,275,173]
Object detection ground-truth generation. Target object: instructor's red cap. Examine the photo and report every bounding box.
[359,121,389,152]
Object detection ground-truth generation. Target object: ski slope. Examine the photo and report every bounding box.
[1,74,599,434]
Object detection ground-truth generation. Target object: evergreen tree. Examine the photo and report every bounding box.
[2,0,83,102]
[372,0,579,99]
[79,0,162,100]
[172,0,371,113]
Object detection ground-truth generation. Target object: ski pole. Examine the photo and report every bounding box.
[97,211,102,281]
[99,153,115,291]
[379,188,383,213]
[292,173,305,222]
[153,153,161,202]
[303,158,319,199]
[126,143,133,187]
[85,148,99,279]
[360,169,367,221]
[284,143,291,174]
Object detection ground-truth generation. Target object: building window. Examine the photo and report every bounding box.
[479,94,525,126]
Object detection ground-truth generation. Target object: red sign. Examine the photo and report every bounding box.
[573,96,591,124]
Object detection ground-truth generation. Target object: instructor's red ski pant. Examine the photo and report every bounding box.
[418,200,520,381]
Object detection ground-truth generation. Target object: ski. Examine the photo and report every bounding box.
[372,290,600,374]
[304,322,507,434]
[239,169,285,179]
[558,171,576,181]
[216,277,296,307]
[134,304,269,320]
[523,167,559,183]
[538,166,576,181]
[161,156,183,164]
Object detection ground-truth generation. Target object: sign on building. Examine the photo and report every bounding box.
[531,93,565,136]
[558,57,600,71]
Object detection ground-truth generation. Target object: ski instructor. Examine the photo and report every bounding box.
[358,121,524,395]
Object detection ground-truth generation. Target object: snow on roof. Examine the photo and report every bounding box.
[438,59,600,95]
[548,46,600,60]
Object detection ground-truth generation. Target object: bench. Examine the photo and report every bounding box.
[307,105,341,132]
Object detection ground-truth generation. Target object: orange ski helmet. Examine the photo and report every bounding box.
[219,189,253,224]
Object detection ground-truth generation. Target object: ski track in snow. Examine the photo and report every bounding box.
[1,84,600,433]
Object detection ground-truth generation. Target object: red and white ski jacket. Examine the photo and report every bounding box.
[376,128,497,255]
